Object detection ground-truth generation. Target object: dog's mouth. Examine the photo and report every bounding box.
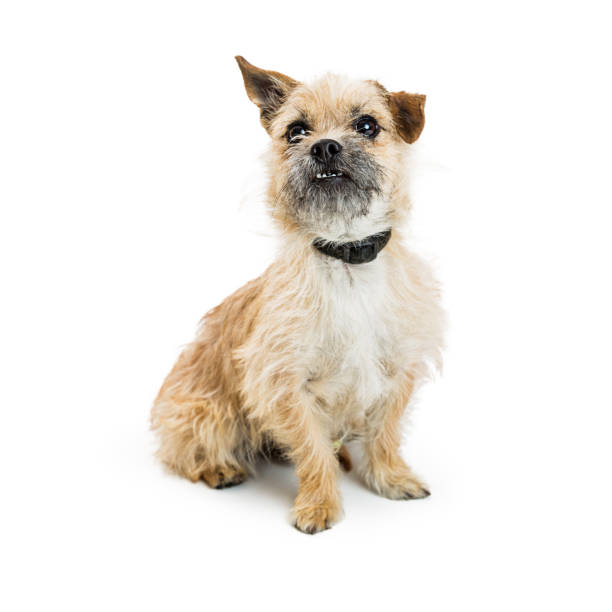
[314,169,350,182]
[285,147,382,221]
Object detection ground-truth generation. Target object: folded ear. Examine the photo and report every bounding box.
[235,56,298,129]
[389,92,426,143]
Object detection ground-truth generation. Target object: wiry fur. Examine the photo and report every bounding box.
[151,57,445,533]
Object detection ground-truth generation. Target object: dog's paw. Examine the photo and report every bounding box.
[200,466,248,489]
[366,469,430,500]
[292,505,338,535]
[385,476,430,500]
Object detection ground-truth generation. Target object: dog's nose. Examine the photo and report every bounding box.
[311,139,342,164]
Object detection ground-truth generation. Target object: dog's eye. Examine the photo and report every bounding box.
[354,115,379,138]
[287,122,309,143]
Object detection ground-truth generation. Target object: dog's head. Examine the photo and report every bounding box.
[236,56,425,240]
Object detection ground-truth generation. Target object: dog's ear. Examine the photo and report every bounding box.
[389,92,426,144]
[235,56,298,130]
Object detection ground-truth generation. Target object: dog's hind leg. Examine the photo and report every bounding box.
[151,393,251,488]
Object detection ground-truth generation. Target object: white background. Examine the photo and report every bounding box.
[1,1,611,610]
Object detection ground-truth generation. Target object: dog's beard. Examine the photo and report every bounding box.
[279,141,384,227]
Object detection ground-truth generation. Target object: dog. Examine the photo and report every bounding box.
[151,56,445,534]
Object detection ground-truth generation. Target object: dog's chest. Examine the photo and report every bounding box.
[302,259,399,411]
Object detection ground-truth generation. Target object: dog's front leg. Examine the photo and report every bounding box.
[362,374,431,500]
[269,396,341,534]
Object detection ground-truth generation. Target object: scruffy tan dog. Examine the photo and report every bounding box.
[151,56,444,534]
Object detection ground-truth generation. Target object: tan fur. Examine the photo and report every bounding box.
[151,58,444,533]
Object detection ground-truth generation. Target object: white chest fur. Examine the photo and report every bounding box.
[302,251,398,413]
[241,232,443,433]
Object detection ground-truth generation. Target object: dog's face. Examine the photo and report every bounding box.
[236,57,425,240]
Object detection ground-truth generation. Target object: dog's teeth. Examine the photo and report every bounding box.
[316,171,344,179]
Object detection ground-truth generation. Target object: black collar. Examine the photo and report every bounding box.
[312,229,392,265]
